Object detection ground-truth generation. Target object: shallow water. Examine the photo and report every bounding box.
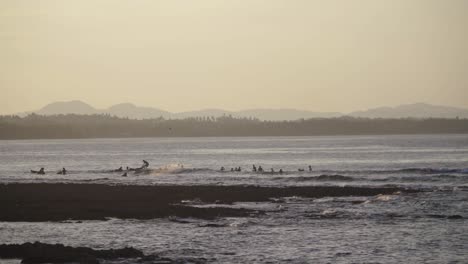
[1,135,467,263]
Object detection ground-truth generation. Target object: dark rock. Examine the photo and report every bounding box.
[139,254,173,263]
[0,183,410,221]
[447,215,463,219]
[0,242,144,264]
[197,223,227,228]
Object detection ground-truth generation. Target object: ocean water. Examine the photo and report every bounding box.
[0,135,467,263]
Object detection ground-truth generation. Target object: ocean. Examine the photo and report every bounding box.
[1,134,467,263]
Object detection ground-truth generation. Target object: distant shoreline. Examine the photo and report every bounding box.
[0,132,467,141]
[1,114,467,140]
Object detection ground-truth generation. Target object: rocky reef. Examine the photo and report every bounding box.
[0,242,150,263]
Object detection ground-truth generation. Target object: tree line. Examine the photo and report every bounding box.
[0,113,467,139]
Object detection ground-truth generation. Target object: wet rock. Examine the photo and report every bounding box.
[335,252,352,257]
[139,254,173,263]
[0,242,144,264]
[447,215,463,219]
[197,222,227,228]
[0,183,408,221]
[22,254,99,264]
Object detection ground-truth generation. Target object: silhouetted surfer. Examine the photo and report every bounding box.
[122,172,127,177]
[57,168,67,175]
[279,169,283,174]
[220,166,225,172]
[308,165,312,172]
[31,168,45,175]
[258,166,263,172]
[116,166,123,172]
[142,160,149,168]
[253,165,257,172]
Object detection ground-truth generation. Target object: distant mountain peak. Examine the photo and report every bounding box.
[108,103,137,109]
[38,100,97,115]
[45,100,91,107]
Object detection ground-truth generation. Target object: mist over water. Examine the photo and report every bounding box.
[1,134,467,263]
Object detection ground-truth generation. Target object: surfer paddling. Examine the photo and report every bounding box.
[31,168,45,175]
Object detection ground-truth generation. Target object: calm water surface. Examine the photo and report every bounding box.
[0,135,467,263]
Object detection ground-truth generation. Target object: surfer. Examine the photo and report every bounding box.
[31,168,45,175]
[122,172,127,177]
[116,166,123,172]
[258,166,263,172]
[57,168,67,175]
[252,165,257,172]
[308,165,312,172]
[142,160,149,168]
[279,169,283,174]
[220,166,225,172]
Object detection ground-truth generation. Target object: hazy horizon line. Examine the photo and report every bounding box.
[4,100,468,116]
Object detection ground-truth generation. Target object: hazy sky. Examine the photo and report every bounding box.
[1,0,467,114]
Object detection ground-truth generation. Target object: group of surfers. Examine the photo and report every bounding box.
[114,160,149,177]
[30,167,66,175]
[221,165,313,174]
[30,160,150,176]
[31,161,313,176]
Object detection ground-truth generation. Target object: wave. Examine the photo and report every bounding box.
[397,168,468,174]
[49,166,468,180]
[166,167,468,175]
[371,174,467,183]
[317,167,468,175]
[171,168,214,174]
[420,214,463,220]
[304,210,464,221]
[270,173,467,185]
[273,174,355,182]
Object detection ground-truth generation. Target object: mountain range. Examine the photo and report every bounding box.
[15,101,468,120]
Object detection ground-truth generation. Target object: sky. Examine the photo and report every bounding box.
[1,0,467,114]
